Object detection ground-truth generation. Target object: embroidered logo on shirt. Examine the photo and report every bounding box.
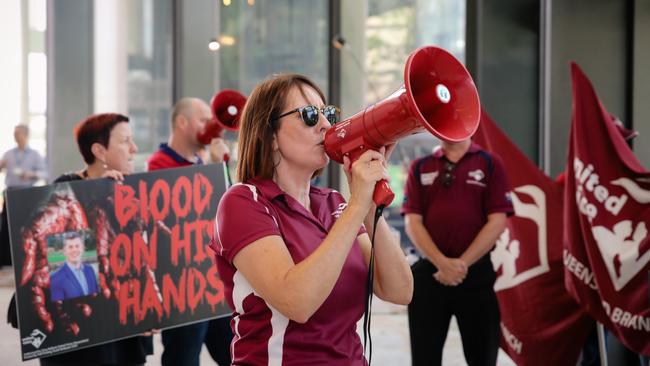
[468,169,485,181]
[331,203,347,218]
[420,172,438,186]
[467,169,486,187]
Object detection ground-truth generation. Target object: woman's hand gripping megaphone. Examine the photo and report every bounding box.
[342,145,396,210]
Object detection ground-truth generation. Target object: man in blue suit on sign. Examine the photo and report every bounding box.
[50,232,98,301]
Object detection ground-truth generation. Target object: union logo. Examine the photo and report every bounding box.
[492,185,550,291]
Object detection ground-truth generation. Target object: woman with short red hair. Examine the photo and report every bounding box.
[58,113,138,181]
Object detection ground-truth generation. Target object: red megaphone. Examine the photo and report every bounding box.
[198,89,247,161]
[324,46,480,207]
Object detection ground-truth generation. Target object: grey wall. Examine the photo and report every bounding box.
[633,0,650,168]
[336,0,368,195]
[467,0,644,177]
[42,0,649,180]
[549,0,629,177]
[174,0,219,103]
[467,0,540,163]
[46,0,94,179]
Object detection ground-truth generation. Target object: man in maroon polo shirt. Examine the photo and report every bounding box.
[147,97,229,170]
[402,138,513,366]
[147,97,232,366]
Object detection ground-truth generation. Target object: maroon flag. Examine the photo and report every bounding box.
[564,63,650,355]
[474,112,592,365]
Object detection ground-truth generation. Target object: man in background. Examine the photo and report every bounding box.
[147,97,232,366]
[0,124,47,267]
[403,138,513,366]
[0,124,47,188]
[147,98,229,170]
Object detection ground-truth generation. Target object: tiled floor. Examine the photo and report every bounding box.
[365,297,516,366]
[0,267,515,365]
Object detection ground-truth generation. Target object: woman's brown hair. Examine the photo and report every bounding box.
[237,73,327,182]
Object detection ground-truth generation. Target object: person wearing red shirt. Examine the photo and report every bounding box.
[147,97,232,366]
[212,73,413,365]
[402,139,514,366]
[147,97,229,170]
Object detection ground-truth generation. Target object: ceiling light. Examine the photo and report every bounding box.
[208,39,221,51]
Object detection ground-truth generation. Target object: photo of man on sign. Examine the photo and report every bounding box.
[49,231,99,302]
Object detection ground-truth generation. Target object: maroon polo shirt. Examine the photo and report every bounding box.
[401,143,514,258]
[211,178,368,365]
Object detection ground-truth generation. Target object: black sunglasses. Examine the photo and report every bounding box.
[272,105,340,126]
[442,161,455,188]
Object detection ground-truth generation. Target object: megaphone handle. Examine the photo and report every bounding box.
[373,179,394,207]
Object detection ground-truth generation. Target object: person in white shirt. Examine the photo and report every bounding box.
[0,125,47,188]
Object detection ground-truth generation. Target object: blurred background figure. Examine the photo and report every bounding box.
[0,124,47,267]
[0,125,47,188]
[147,97,232,366]
[147,97,230,171]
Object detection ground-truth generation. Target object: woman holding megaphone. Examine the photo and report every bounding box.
[211,73,413,365]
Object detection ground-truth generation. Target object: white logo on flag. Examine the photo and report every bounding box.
[574,169,650,291]
[611,177,650,204]
[592,220,650,291]
[492,185,550,291]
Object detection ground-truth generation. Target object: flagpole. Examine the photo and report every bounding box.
[222,161,232,188]
[597,322,608,366]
